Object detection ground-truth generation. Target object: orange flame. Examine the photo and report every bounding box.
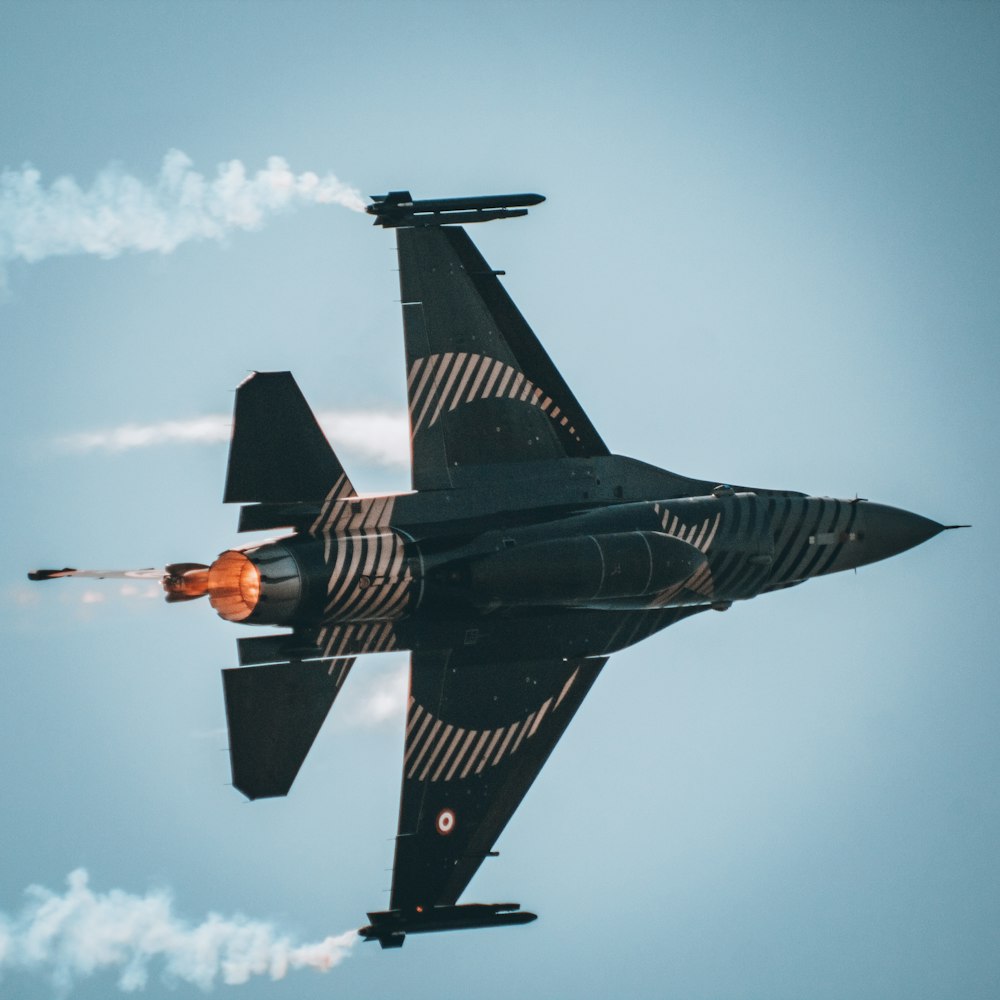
[207,551,261,621]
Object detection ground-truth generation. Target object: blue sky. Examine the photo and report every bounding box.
[1,1,997,997]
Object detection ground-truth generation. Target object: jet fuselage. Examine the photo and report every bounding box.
[202,490,945,647]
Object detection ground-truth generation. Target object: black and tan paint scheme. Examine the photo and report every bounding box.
[29,191,962,948]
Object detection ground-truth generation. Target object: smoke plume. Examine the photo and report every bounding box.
[56,408,410,467]
[0,150,365,287]
[0,869,356,993]
[336,660,409,729]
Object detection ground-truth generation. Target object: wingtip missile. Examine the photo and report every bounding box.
[359,902,537,948]
[366,191,545,227]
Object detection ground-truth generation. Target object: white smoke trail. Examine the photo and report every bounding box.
[0,150,365,287]
[0,869,356,993]
[56,408,410,467]
[57,415,233,452]
[336,661,409,729]
[317,410,410,469]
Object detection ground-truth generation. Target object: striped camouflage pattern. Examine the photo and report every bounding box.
[407,351,586,447]
[762,496,860,586]
[402,664,583,785]
[309,483,414,626]
[304,491,864,647]
[646,495,863,608]
[316,620,401,659]
[650,503,723,605]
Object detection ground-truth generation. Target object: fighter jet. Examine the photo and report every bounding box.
[30,191,960,948]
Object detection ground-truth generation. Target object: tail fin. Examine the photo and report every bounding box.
[222,654,355,799]
[223,371,356,504]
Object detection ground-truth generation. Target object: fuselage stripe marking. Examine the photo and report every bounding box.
[481,358,504,398]
[476,729,505,773]
[435,351,470,422]
[460,731,492,779]
[529,697,553,737]
[405,714,433,766]
[409,354,441,425]
[407,719,441,776]
[555,667,579,709]
[405,702,423,738]
[406,355,425,391]
[419,723,453,781]
[492,724,519,766]
[432,728,466,782]
[465,356,492,403]
[445,730,478,782]
[510,714,534,755]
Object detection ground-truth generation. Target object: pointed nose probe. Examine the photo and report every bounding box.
[835,502,953,571]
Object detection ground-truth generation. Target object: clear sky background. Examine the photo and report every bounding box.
[1,1,997,997]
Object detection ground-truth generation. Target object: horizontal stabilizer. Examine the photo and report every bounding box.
[236,630,324,666]
[367,190,544,228]
[222,657,354,799]
[359,902,536,949]
[223,371,356,504]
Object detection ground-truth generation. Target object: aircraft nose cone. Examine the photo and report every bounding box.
[855,502,945,567]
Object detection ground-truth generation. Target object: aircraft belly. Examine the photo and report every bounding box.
[313,603,710,663]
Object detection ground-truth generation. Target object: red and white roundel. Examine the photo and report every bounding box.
[435,808,456,836]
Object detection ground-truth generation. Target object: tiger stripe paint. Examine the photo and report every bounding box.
[406,352,586,446]
[308,494,416,624]
[401,669,581,785]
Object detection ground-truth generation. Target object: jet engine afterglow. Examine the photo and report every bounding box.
[207,551,261,621]
[203,543,306,624]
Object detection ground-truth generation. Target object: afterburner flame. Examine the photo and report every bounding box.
[207,551,261,621]
[161,563,210,602]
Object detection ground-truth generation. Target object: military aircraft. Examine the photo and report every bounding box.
[30,191,960,948]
